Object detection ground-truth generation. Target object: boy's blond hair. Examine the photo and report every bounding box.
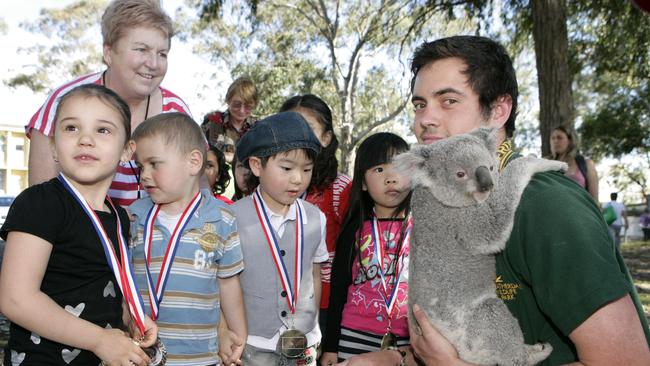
[101,0,173,48]
[226,77,258,107]
[132,113,207,172]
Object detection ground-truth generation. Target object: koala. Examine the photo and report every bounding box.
[393,127,567,366]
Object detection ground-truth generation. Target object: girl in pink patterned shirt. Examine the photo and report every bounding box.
[321,133,414,365]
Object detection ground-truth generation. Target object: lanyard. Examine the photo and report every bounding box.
[370,214,412,318]
[58,173,146,334]
[142,191,202,319]
[252,189,304,313]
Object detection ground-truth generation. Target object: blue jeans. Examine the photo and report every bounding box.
[609,224,622,247]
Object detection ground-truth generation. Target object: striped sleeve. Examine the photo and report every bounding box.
[333,173,352,221]
[215,207,244,278]
[161,87,193,118]
[26,72,103,137]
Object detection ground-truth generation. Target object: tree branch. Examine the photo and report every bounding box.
[352,98,409,145]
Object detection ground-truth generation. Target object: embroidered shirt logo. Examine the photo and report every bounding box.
[495,276,520,301]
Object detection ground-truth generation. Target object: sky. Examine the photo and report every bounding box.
[0,0,227,127]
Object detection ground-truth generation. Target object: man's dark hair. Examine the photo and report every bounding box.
[410,35,519,138]
[611,192,618,201]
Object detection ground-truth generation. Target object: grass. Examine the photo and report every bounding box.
[621,240,650,320]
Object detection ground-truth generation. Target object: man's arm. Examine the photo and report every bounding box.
[563,294,650,366]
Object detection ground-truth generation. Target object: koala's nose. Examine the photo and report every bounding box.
[475,166,494,192]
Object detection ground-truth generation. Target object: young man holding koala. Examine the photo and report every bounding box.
[406,36,650,366]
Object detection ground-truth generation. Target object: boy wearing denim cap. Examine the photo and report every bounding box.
[230,111,328,366]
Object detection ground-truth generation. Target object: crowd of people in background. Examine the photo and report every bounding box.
[0,0,649,365]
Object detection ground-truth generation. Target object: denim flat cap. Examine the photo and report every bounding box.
[236,111,321,162]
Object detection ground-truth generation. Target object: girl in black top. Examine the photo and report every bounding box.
[0,85,156,365]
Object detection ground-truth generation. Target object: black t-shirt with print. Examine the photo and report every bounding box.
[1,178,128,365]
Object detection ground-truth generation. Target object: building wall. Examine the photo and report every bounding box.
[0,125,29,196]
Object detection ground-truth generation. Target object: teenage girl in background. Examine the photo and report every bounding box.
[321,132,414,366]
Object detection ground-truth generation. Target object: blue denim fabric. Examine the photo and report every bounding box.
[236,111,321,162]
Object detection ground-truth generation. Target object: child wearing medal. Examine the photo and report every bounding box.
[228,112,328,366]
[129,113,247,365]
[0,84,157,365]
[321,133,414,366]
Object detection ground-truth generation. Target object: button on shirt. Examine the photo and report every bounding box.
[246,197,329,350]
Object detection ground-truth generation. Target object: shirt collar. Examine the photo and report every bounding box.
[256,187,308,226]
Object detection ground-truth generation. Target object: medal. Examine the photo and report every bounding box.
[380,331,397,350]
[279,328,307,358]
[143,338,167,365]
[100,338,167,366]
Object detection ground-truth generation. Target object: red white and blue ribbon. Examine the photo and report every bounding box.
[142,191,202,320]
[370,214,412,319]
[57,173,146,335]
[252,188,304,313]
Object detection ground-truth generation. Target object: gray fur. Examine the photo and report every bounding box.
[393,128,566,366]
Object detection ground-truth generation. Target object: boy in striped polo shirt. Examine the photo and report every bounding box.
[129,113,246,365]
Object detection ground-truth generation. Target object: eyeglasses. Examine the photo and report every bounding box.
[229,101,254,112]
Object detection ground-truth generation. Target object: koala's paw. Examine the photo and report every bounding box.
[517,156,567,175]
[525,342,553,365]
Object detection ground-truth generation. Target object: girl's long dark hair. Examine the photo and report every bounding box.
[279,94,339,190]
[208,144,231,195]
[338,132,412,279]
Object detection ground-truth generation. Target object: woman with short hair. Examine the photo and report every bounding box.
[27,0,191,206]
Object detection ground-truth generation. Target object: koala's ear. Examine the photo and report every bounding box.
[393,146,428,188]
[471,127,498,152]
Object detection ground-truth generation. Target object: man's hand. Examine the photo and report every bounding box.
[409,304,474,366]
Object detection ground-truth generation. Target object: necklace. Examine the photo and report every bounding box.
[102,70,151,119]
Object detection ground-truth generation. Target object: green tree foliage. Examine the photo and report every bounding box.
[186,0,474,173]
[573,1,650,160]
[4,0,106,92]
[607,156,650,205]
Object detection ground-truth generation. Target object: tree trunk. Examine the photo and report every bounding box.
[531,0,574,157]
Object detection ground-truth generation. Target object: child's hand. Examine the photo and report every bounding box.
[94,328,151,366]
[320,351,338,366]
[136,315,158,348]
[218,327,244,365]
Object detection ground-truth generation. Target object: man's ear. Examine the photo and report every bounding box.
[487,94,513,129]
[188,149,204,176]
[248,157,263,178]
